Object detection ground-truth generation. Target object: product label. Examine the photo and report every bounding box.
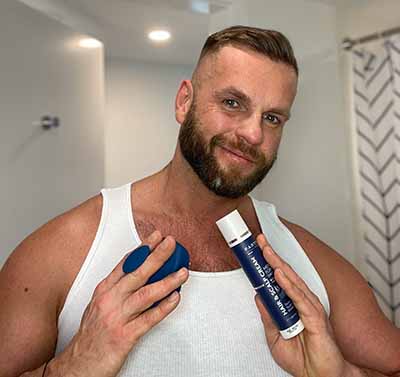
[232,236,300,331]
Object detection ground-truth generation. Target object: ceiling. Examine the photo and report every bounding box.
[20,0,368,65]
[67,0,214,64]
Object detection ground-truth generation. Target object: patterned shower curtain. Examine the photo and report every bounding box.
[353,34,400,326]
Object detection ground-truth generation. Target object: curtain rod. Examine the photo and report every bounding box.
[342,26,400,50]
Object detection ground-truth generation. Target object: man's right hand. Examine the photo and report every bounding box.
[48,231,189,377]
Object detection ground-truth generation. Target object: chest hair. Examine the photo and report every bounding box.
[133,213,241,272]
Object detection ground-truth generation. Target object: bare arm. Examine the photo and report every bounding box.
[281,218,400,376]
[0,196,102,377]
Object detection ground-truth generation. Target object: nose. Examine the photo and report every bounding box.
[235,114,263,146]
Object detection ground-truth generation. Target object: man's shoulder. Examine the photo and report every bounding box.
[1,193,103,315]
[278,216,367,300]
[12,192,103,264]
[278,217,353,272]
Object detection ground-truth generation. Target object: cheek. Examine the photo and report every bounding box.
[271,128,283,145]
[261,128,283,154]
[198,106,237,136]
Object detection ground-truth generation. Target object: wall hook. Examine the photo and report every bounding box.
[40,115,60,130]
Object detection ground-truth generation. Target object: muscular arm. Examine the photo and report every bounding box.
[281,218,400,376]
[0,195,102,377]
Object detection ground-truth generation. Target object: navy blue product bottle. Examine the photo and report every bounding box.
[216,210,304,339]
[123,241,190,307]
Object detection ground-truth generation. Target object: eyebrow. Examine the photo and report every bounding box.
[214,86,251,108]
[214,85,291,120]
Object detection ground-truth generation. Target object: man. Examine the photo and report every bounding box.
[0,26,399,377]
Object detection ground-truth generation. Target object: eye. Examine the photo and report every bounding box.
[223,98,240,109]
[263,113,282,127]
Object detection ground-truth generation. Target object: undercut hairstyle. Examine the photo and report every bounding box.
[196,25,298,76]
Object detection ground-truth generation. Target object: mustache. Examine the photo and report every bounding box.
[211,135,263,162]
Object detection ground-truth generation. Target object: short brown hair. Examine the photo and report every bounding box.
[197,25,298,75]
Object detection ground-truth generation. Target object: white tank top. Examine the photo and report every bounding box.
[55,183,330,376]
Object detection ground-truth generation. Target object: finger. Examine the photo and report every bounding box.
[257,234,322,309]
[123,266,189,318]
[95,231,163,294]
[117,235,177,294]
[256,233,270,249]
[125,289,181,343]
[274,268,326,332]
[254,294,280,347]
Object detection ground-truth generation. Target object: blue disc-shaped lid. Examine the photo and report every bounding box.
[147,241,190,285]
[122,245,151,274]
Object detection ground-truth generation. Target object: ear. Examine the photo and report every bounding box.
[175,80,194,124]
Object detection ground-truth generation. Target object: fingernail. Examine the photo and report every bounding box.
[161,235,174,245]
[177,267,187,277]
[167,291,179,302]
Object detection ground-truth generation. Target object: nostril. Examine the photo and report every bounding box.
[236,125,263,146]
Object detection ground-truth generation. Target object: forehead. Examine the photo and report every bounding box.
[198,45,297,105]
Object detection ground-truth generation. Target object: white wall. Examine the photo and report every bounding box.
[0,0,105,267]
[337,0,400,40]
[335,0,400,274]
[105,58,193,186]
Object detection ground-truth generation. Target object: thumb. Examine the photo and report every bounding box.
[254,294,280,345]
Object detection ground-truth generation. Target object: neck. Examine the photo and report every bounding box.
[155,146,249,223]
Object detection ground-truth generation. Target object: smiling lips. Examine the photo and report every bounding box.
[219,145,255,163]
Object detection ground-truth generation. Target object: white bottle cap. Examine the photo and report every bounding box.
[216,209,250,247]
[280,319,304,339]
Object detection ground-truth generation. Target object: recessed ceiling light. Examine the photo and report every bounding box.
[78,38,102,48]
[148,30,171,42]
[191,0,209,14]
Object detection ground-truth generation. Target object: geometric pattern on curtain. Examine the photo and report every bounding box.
[353,34,400,326]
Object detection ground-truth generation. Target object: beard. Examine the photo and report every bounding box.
[178,100,277,198]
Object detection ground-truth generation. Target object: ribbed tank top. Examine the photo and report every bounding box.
[55,183,330,376]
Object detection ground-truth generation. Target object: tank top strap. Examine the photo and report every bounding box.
[251,197,331,316]
[100,182,139,245]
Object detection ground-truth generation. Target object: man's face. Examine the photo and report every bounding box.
[178,46,298,198]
